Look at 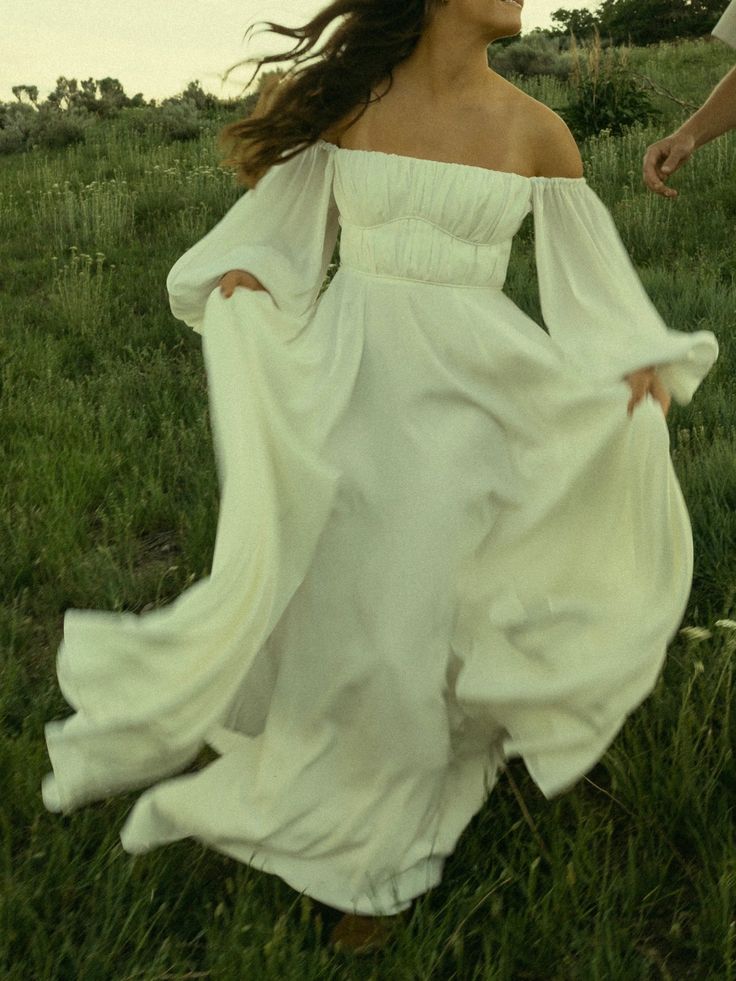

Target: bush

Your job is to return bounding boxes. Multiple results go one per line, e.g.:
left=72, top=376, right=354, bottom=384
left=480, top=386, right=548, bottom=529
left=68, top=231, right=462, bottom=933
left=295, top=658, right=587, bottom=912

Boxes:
left=561, top=32, right=661, bottom=140
left=121, top=106, right=164, bottom=137
left=32, top=107, right=91, bottom=150
left=0, top=103, right=36, bottom=155
left=156, top=101, right=204, bottom=144
left=0, top=121, right=27, bottom=155
left=490, top=31, right=572, bottom=79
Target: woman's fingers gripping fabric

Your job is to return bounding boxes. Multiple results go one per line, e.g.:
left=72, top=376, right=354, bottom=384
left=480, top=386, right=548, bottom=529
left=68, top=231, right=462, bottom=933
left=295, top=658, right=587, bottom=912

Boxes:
left=530, top=177, right=718, bottom=406
left=219, top=270, right=268, bottom=298
left=166, top=141, right=340, bottom=332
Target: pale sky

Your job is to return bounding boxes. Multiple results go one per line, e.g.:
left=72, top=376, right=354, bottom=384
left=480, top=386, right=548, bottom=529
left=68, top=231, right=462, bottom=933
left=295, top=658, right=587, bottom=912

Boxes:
left=2, top=0, right=598, bottom=106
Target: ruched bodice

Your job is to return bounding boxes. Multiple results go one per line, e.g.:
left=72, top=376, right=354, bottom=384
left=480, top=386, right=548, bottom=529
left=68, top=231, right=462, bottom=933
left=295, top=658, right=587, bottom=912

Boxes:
left=332, top=143, right=533, bottom=289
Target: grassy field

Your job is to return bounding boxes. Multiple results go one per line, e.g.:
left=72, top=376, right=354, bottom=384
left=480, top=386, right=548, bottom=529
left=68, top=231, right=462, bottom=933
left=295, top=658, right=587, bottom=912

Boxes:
left=2, top=36, right=735, bottom=981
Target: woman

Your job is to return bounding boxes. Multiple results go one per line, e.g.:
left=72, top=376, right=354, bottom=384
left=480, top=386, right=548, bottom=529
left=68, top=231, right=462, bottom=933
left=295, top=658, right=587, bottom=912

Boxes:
left=42, top=0, right=719, bottom=957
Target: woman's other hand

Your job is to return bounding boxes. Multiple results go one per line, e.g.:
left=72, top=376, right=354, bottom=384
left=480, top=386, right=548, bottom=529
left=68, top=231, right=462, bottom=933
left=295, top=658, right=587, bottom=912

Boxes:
left=642, top=131, right=696, bottom=198
left=219, top=270, right=269, bottom=298
left=623, top=366, right=671, bottom=418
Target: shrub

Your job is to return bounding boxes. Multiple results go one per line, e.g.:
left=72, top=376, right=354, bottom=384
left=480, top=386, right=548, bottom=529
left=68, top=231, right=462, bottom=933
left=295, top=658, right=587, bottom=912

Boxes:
left=490, top=31, right=572, bottom=79
left=0, top=104, right=36, bottom=155
left=32, top=107, right=91, bottom=150
left=561, top=32, right=661, bottom=140
left=122, top=106, right=164, bottom=138
left=156, top=101, right=204, bottom=144
left=0, top=122, right=27, bottom=155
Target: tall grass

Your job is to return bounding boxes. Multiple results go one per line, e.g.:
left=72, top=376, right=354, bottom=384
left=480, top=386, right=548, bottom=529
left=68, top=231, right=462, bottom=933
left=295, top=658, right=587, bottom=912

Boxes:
left=2, top=36, right=734, bottom=980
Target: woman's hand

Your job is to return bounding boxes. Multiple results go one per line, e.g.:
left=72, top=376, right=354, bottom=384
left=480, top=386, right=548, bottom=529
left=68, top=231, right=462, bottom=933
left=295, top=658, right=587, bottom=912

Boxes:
left=623, top=365, right=671, bottom=418
left=219, top=270, right=269, bottom=298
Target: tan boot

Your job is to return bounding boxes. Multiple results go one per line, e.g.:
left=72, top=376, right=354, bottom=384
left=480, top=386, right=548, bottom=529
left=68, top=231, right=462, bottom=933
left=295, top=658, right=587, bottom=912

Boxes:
left=329, top=911, right=404, bottom=955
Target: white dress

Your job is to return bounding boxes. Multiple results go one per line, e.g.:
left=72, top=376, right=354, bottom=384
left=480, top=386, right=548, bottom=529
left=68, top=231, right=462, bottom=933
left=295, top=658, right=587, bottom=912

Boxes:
left=42, top=140, right=719, bottom=916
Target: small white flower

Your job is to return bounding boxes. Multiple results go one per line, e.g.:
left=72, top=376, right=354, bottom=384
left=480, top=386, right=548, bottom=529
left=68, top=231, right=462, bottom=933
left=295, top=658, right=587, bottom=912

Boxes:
left=679, top=626, right=712, bottom=641
left=714, top=619, right=736, bottom=630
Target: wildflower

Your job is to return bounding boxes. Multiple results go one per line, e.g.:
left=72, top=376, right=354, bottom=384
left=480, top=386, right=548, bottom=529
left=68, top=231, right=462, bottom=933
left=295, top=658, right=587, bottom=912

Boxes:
left=678, top=626, right=712, bottom=641
left=714, top=619, right=736, bottom=630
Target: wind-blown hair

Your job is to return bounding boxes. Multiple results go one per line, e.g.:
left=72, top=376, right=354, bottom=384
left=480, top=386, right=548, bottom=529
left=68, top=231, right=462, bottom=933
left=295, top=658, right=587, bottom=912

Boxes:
left=216, top=0, right=445, bottom=187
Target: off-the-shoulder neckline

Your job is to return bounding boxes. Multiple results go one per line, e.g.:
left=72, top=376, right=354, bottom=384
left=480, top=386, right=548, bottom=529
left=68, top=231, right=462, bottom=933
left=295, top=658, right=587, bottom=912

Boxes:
left=316, top=139, right=587, bottom=184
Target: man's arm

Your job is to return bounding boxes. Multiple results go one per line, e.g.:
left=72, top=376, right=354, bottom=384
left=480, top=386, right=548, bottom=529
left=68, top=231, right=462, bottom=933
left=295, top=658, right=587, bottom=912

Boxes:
left=643, top=62, right=736, bottom=198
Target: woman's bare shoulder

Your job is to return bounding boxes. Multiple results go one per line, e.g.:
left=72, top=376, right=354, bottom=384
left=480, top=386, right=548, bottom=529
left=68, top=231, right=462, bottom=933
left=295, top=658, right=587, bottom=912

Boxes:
left=510, top=87, right=584, bottom=178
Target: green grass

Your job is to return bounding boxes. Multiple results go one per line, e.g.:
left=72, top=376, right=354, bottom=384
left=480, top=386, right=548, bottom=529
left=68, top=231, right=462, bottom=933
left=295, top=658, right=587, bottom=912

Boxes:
left=2, top=36, right=735, bottom=980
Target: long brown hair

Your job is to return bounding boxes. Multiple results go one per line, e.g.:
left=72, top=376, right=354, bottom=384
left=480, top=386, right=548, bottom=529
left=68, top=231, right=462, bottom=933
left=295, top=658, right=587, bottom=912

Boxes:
left=216, top=0, right=445, bottom=188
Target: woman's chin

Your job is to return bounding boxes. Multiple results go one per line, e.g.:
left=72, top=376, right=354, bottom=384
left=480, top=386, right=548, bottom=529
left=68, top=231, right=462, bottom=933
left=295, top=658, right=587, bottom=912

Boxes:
left=489, top=23, right=523, bottom=43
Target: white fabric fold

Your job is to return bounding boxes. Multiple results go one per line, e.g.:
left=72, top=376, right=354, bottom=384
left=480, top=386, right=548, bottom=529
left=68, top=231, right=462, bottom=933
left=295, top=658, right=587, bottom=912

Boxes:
left=531, top=178, right=719, bottom=406
left=166, top=142, right=339, bottom=332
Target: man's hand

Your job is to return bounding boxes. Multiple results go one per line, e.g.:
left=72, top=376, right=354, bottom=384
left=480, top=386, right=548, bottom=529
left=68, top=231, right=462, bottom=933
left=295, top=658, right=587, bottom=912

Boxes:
left=642, top=64, right=736, bottom=197
left=219, top=269, right=269, bottom=298
left=624, top=366, right=671, bottom=418
left=642, top=131, right=696, bottom=199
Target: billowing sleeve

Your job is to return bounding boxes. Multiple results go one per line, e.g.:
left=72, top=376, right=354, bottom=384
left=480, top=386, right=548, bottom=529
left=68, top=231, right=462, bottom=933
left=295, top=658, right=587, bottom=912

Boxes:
left=713, top=0, right=736, bottom=46
left=166, top=140, right=339, bottom=334
left=531, top=177, right=719, bottom=406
